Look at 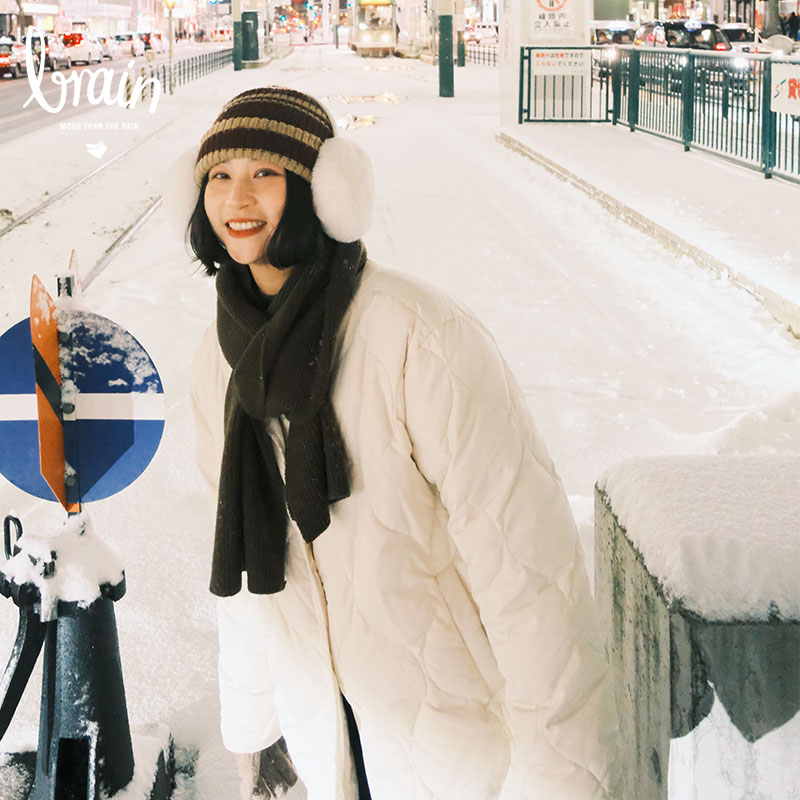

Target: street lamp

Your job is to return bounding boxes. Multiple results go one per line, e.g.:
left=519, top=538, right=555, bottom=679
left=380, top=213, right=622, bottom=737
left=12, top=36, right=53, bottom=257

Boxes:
left=165, top=0, right=174, bottom=93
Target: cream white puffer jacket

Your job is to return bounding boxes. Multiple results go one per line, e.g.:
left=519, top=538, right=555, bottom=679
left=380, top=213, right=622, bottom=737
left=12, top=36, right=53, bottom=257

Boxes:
left=191, top=263, right=620, bottom=800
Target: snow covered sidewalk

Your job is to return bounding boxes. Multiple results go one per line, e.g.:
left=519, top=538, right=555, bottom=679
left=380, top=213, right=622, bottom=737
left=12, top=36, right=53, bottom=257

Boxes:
left=499, top=120, right=800, bottom=336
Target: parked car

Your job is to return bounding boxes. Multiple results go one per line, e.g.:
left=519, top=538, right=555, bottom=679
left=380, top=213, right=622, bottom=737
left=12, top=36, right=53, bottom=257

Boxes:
left=139, top=31, right=166, bottom=53
left=465, top=22, right=497, bottom=44
left=114, top=32, right=145, bottom=57
left=719, top=22, right=771, bottom=53
left=634, top=19, right=732, bottom=51
left=0, top=38, right=39, bottom=78
left=634, top=20, right=738, bottom=95
left=61, top=31, right=103, bottom=64
left=23, top=32, right=71, bottom=70
left=97, top=35, right=120, bottom=59
left=591, top=19, right=637, bottom=45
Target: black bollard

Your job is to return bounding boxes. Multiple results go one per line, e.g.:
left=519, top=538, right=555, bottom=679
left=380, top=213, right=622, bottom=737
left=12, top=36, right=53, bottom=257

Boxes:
left=0, top=515, right=172, bottom=800
left=31, top=596, right=134, bottom=800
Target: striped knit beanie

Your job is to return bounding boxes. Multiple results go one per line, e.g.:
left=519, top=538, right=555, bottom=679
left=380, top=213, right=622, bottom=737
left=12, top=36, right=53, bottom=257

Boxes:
left=193, top=86, right=374, bottom=243
left=194, top=87, right=334, bottom=186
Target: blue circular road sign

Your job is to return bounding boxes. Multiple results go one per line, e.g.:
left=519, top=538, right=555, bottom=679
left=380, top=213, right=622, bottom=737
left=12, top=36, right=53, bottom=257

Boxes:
left=0, top=313, right=165, bottom=503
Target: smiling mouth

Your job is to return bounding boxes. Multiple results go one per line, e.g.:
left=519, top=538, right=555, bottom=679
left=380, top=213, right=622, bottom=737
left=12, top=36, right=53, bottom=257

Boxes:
left=225, top=220, right=268, bottom=239
left=226, top=220, right=267, bottom=231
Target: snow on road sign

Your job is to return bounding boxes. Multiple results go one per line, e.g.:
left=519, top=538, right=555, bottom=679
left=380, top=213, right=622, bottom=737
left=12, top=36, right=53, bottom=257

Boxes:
left=0, top=279, right=164, bottom=505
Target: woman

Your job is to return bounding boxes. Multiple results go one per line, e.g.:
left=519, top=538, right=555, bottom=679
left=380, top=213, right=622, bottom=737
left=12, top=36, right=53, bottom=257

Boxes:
left=182, top=86, right=620, bottom=799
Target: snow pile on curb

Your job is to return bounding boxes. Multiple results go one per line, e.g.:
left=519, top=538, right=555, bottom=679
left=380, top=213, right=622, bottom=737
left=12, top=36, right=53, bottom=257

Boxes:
left=597, top=454, right=800, bottom=621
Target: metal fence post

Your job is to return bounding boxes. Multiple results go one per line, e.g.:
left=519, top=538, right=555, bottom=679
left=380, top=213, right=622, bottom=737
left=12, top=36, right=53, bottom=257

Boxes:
left=628, top=48, right=640, bottom=131
left=721, top=69, right=730, bottom=121
left=681, top=52, right=694, bottom=151
left=760, top=59, right=776, bottom=178
left=611, top=54, right=622, bottom=125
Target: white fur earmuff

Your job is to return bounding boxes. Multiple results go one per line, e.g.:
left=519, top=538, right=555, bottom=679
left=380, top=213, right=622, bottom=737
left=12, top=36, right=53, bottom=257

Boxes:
left=311, top=136, right=375, bottom=244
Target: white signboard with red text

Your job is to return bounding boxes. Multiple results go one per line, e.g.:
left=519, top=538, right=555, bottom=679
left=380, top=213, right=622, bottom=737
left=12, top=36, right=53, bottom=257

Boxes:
left=528, top=47, right=591, bottom=75
left=500, top=0, right=591, bottom=124
left=529, top=0, right=581, bottom=42
left=770, top=64, right=800, bottom=116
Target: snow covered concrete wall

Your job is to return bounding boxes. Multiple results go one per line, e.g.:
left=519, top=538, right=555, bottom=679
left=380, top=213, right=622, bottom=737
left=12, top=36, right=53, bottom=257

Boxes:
left=595, top=456, right=800, bottom=800
left=595, top=489, right=671, bottom=799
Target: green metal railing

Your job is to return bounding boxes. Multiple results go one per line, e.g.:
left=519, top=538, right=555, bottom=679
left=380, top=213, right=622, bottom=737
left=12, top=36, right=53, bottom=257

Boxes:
left=465, top=43, right=497, bottom=66
left=140, top=47, right=233, bottom=97
left=519, top=45, right=800, bottom=182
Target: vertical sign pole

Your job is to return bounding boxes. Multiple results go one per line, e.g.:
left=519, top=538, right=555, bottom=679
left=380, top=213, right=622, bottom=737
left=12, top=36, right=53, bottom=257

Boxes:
left=56, top=276, right=82, bottom=515
left=500, top=0, right=523, bottom=125
left=438, top=0, right=454, bottom=96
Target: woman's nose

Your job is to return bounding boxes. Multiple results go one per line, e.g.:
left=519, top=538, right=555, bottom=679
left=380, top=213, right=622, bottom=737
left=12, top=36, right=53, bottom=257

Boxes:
left=225, top=177, right=254, bottom=207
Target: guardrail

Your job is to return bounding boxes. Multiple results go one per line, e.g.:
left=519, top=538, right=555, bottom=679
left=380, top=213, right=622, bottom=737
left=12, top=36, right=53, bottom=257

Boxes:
left=615, top=48, right=800, bottom=180
left=466, top=43, right=497, bottom=66
left=519, top=45, right=800, bottom=182
left=141, top=47, right=233, bottom=96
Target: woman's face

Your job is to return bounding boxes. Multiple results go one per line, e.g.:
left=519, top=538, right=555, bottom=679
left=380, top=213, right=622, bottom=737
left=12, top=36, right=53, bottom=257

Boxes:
left=204, top=158, right=288, bottom=268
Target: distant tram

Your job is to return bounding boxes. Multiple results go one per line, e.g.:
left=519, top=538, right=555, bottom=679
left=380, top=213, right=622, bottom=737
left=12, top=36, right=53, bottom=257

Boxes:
left=349, top=0, right=396, bottom=56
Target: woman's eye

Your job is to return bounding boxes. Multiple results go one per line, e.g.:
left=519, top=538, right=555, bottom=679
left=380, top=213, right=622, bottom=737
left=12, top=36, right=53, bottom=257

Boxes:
left=256, top=169, right=278, bottom=178
left=209, top=171, right=228, bottom=180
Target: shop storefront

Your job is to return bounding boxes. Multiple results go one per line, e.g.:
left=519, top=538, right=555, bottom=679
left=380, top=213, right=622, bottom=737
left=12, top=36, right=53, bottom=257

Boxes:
left=0, top=0, right=18, bottom=37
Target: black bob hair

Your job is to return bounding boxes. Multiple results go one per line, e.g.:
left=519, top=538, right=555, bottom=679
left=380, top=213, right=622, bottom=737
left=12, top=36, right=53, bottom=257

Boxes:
left=189, top=169, right=333, bottom=276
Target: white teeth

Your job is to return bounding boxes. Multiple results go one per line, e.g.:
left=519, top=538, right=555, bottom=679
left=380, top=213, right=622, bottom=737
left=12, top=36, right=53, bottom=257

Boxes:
left=227, top=221, right=266, bottom=231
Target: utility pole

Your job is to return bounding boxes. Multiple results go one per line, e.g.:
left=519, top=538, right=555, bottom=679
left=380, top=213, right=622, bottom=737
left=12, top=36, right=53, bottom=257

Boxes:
left=233, top=0, right=242, bottom=68
left=437, top=0, right=453, bottom=96
left=166, top=0, right=174, bottom=93
left=455, top=0, right=464, bottom=66
left=764, top=0, right=781, bottom=35
left=265, top=0, right=273, bottom=54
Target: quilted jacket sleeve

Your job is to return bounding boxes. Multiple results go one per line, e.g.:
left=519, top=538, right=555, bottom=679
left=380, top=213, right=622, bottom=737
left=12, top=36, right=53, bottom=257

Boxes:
left=216, top=591, right=282, bottom=753
left=191, top=326, right=281, bottom=754
left=402, top=312, right=620, bottom=800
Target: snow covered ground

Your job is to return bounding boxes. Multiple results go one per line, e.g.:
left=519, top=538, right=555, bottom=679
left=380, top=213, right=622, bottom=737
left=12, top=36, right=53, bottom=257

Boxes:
left=0, top=43, right=798, bottom=798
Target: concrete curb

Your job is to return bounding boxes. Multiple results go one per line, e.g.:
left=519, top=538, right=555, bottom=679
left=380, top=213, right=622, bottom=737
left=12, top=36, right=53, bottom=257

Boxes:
left=497, top=131, right=800, bottom=339
left=242, top=44, right=293, bottom=68
left=242, top=58, right=273, bottom=69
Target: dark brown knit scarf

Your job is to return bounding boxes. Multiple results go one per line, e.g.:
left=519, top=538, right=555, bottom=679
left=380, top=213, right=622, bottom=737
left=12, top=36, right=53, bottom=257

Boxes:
left=210, top=240, right=367, bottom=597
